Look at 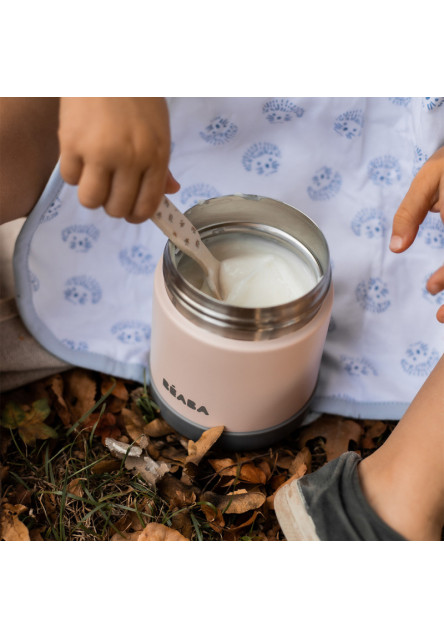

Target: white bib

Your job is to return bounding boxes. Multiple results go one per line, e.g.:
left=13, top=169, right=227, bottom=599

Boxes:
left=14, top=97, right=444, bottom=419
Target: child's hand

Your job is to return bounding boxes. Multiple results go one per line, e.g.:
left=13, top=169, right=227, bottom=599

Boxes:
left=58, top=97, right=180, bottom=224
left=390, top=146, right=444, bottom=322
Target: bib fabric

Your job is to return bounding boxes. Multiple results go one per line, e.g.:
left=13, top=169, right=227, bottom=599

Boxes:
left=14, top=97, right=444, bottom=420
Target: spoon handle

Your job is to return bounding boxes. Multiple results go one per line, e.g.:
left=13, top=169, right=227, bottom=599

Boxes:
left=153, top=196, right=219, bottom=278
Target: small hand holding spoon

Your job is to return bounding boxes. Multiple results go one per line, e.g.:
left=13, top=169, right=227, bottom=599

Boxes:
left=152, top=196, right=223, bottom=300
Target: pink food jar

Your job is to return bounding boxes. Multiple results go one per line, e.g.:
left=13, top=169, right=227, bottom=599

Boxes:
left=149, top=195, right=333, bottom=449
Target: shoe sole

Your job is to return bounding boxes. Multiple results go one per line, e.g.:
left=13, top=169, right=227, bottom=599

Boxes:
left=274, top=478, right=320, bottom=541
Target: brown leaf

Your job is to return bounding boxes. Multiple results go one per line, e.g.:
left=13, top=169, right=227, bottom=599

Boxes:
left=270, top=473, right=288, bottom=492
left=257, top=459, right=273, bottom=481
left=64, top=369, right=97, bottom=423
left=121, top=407, right=146, bottom=442
left=67, top=478, right=84, bottom=498
left=363, top=420, right=388, bottom=437
left=298, top=415, right=363, bottom=461
left=201, top=490, right=266, bottom=515
left=226, top=510, right=259, bottom=534
left=267, top=458, right=310, bottom=511
left=200, top=501, right=226, bottom=529
left=209, top=457, right=237, bottom=476
left=208, top=458, right=267, bottom=484
left=0, top=503, right=30, bottom=541
left=101, top=376, right=129, bottom=402
left=111, top=531, right=140, bottom=541
left=288, top=447, right=312, bottom=476
left=186, top=425, right=225, bottom=465
left=84, top=412, right=121, bottom=444
left=275, top=452, right=297, bottom=470
left=144, top=417, right=174, bottom=438
left=158, top=476, right=198, bottom=508
left=159, top=445, right=188, bottom=465
left=137, top=523, right=189, bottom=541
left=47, top=374, right=71, bottom=426
left=29, top=528, right=44, bottom=541
left=91, top=459, right=121, bottom=475
left=0, top=465, right=9, bottom=483
left=1, top=399, right=57, bottom=446
left=171, top=510, right=194, bottom=539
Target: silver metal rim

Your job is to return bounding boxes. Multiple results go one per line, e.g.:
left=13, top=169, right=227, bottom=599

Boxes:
left=163, top=194, right=331, bottom=341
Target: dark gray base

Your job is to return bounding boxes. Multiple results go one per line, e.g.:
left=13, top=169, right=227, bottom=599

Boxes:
left=149, top=374, right=315, bottom=451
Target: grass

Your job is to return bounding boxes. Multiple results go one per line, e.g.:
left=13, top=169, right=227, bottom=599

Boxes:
left=0, top=368, right=403, bottom=542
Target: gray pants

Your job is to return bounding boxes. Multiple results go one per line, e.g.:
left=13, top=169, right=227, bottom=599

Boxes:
left=0, top=219, right=70, bottom=392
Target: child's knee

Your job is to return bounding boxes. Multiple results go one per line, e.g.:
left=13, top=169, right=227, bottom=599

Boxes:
left=0, top=98, right=60, bottom=224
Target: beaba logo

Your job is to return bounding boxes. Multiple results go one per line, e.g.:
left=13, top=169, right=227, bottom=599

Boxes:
left=163, top=379, right=209, bottom=415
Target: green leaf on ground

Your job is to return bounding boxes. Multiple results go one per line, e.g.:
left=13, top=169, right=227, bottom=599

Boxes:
left=1, top=399, right=57, bottom=446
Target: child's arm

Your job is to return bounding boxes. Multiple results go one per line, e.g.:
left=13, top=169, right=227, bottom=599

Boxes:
left=58, top=97, right=179, bottom=224
left=390, top=146, right=444, bottom=323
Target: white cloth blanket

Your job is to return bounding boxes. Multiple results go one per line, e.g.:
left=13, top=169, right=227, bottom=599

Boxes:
left=13, top=97, right=444, bottom=419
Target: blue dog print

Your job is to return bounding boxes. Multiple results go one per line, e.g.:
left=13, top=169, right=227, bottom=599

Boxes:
left=307, top=166, right=342, bottom=201
left=401, top=342, right=440, bottom=376
left=61, top=339, right=89, bottom=351
left=64, top=276, right=102, bottom=305
left=355, top=278, right=391, bottom=313
left=413, top=146, right=428, bottom=177
left=422, top=97, right=444, bottom=111
left=388, top=97, right=411, bottom=107
left=199, top=116, right=238, bottom=145
left=417, top=215, right=444, bottom=249
left=262, top=99, right=304, bottom=123
left=340, top=355, right=378, bottom=376
left=333, top=110, right=364, bottom=139
left=351, top=209, right=387, bottom=239
left=180, top=184, right=221, bottom=207
left=242, top=142, right=281, bottom=176
left=119, top=245, right=156, bottom=275
left=61, top=224, right=99, bottom=252
left=40, top=195, right=62, bottom=223
left=111, top=320, right=151, bottom=344
left=368, top=156, right=402, bottom=186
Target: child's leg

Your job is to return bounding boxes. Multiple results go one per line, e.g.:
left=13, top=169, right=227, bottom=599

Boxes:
left=358, top=355, right=444, bottom=541
left=275, top=355, right=444, bottom=540
left=0, top=98, right=70, bottom=391
left=0, top=97, right=59, bottom=224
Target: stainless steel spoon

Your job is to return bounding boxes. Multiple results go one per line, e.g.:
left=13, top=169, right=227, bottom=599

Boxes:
left=152, top=196, right=223, bottom=299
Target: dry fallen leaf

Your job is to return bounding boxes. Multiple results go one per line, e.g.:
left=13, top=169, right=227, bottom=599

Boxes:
left=111, top=531, right=140, bottom=541
left=298, top=415, right=363, bottom=461
left=101, top=376, right=129, bottom=413
left=201, top=490, right=266, bottom=515
left=0, top=502, right=30, bottom=541
left=144, top=417, right=174, bottom=438
left=121, top=407, right=146, bottom=442
left=46, top=374, right=71, bottom=426
left=209, top=458, right=267, bottom=484
left=64, top=369, right=97, bottom=423
left=137, top=523, right=189, bottom=541
left=85, top=412, right=121, bottom=444
left=1, top=399, right=58, bottom=446
left=66, top=478, right=84, bottom=498
left=288, top=447, right=312, bottom=476
left=158, top=475, right=198, bottom=508
left=171, top=510, right=194, bottom=539
left=91, top=459, right=121, bottom=475
left=186, top=426, right=225, bottom=466
left=225, top=510, right=259, bottom=534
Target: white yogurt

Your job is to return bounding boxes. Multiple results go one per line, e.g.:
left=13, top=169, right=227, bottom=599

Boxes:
left=179, top=234, right=319, bottom=308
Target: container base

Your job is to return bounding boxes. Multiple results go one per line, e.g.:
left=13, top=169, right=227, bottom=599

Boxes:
left=149, top=372, right=316, bottom=451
